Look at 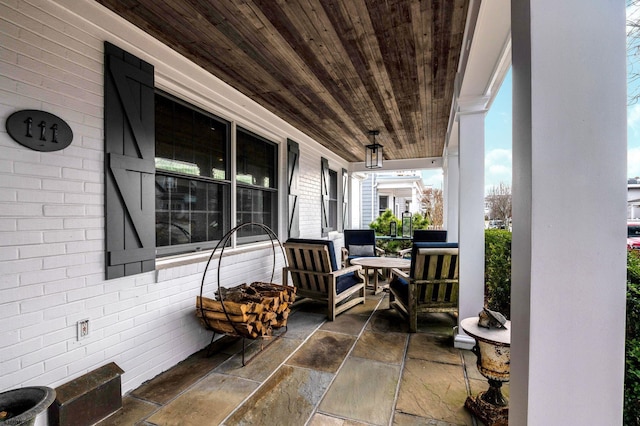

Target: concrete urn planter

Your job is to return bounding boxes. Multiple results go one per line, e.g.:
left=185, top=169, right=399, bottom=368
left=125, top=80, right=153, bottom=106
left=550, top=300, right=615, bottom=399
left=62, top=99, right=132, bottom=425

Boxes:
left=0, top=387, right=56, bottom=426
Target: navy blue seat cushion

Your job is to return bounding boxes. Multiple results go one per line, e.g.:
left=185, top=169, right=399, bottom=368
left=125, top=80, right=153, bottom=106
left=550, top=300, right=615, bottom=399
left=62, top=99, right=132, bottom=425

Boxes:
left=336, top=271, right=362, bottom=294
left=286, top=238, right=362, bottom=294
left=389, top=274, right=409, bottom=303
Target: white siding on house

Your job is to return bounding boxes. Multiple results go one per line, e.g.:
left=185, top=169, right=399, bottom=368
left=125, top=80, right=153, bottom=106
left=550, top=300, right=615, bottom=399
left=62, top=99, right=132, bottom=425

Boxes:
left=0, top=0, right=348, bottom=396
left=360, top=174, right=374, bottom=226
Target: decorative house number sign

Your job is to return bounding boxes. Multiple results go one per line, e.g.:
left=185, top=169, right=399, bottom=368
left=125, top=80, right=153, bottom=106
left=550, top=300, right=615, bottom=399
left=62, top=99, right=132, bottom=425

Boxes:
left=6, top=109, right=73, bottom=152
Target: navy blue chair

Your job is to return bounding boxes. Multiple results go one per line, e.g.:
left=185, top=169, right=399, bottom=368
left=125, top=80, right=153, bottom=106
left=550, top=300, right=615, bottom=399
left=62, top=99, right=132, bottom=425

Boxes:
left=341, top=229, right=384, bottom=267
left=283, top=238, right=365, bottom=320
left=398, top=229, right=448, bottom=258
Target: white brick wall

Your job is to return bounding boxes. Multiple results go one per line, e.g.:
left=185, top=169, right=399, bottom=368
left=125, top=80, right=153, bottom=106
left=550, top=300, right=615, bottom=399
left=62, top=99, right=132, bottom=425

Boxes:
left=0, top=0, right=349, bottom=399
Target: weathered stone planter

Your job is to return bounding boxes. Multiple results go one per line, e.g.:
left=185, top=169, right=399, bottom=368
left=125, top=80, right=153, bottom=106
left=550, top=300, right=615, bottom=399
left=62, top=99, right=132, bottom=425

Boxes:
left=0, top=386, right=56, bottom=426
left=461, top=316, right=511, bottom=426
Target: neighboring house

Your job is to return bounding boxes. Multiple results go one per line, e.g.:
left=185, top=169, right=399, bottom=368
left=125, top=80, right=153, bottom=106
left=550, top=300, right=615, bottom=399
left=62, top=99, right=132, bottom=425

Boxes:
left=360, top=171, right=425, bottom=227
left=630, top=178, right=640, bottom=219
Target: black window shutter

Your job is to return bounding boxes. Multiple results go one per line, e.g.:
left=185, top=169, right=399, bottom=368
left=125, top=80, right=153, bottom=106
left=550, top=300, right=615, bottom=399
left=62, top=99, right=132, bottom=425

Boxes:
left=341, top=168, right=348, bottom=231
left=320, top=157, right=330, bottom=236
left=104, top=42, right=155, bottom=279
left=287, top=139, right=300, bottom=238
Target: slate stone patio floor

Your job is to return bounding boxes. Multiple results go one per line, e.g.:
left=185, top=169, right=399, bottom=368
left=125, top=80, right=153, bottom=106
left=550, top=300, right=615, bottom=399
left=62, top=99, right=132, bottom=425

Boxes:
left=98, top=290, right=502, bottom=425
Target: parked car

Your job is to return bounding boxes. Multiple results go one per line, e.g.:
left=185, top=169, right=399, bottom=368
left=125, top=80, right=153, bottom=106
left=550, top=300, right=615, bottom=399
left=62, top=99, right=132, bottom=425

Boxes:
left=629, top=221, right=640, bottom=250
left=488, top=219, right=506, bottom=229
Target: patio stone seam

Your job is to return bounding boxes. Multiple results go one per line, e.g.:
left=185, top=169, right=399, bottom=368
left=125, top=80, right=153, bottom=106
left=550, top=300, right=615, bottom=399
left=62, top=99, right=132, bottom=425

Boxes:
left=459, top=350, right=480, bottom=426
left=389, top=329, right=411, bottom=426
left=405, top=356, right=464, bottom=367
left=218, top=318, right=328, bottom=425
left=124, top=394, right=162, bottom=408
left=305, top=294, right=386, bottom=424
left=101, top=394, right=163, bottom=425
left=312, top=410, right=380, bottom=426
left=393, top=408, right=466, bottom=425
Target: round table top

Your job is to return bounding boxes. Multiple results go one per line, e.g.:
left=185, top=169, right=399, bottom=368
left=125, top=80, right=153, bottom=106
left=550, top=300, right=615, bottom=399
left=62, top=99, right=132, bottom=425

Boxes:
left=460, top=317, right=511, bottom=345
left=350, top=257, right=410, bottom=269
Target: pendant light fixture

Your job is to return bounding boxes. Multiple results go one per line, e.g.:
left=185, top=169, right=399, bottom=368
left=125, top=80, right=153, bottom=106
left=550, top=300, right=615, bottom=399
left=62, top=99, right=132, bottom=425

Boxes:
left=365, top=130, right=383, bottom=169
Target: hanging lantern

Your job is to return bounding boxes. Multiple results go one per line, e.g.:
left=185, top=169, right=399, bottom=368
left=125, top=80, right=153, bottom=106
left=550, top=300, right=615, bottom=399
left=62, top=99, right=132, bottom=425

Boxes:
left=365, top=130, right=383, bottom=169
left=402, top=211, right=412, bottom=237
left=389, top=220, right=397, bottom=237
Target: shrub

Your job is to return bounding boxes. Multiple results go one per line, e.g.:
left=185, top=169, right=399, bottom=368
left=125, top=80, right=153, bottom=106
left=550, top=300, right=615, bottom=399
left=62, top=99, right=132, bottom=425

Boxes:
left=626, top=250, right=640, bottom=425
left=368, top=210, right=430, bottom=254
left=484, top=229, right=512, bottom=319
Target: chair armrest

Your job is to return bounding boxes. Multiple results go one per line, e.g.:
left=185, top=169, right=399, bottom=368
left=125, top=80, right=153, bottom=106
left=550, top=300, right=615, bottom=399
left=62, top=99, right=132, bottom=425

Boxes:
left=284, top=265, right=362, bottom=278
left=375, top=246, right=385, bottom=256
left=398, top=248, right=411, bottom=257
left=334, top=264, right=362, bottom=277
left=389, top=267, right=409, bottom=280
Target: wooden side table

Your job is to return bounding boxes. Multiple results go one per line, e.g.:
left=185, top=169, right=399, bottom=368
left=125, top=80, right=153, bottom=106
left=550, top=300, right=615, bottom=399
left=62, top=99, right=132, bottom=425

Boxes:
left=349, top=257, right=410, bottom=294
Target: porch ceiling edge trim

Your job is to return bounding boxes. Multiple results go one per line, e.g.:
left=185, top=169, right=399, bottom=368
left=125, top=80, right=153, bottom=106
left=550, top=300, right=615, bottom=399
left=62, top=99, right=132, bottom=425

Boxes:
left=349, top=157, right=443, bottom=173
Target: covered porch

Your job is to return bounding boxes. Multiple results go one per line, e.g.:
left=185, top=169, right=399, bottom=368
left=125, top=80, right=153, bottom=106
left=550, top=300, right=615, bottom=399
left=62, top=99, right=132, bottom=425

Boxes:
left=0, top=0, right=627, bottom=424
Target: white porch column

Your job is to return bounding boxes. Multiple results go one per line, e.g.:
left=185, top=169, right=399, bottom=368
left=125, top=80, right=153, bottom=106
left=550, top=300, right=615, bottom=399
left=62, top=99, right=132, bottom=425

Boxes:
left=510, top=0, right=627, bottom=424
left=443, top=151, right=459, bottom=242
left=454, top=110, right=486, bottom=349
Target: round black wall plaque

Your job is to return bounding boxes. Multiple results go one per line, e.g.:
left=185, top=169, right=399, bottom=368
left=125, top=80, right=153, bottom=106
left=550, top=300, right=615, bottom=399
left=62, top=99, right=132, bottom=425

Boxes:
left=6, top=109, right=73, bottom=152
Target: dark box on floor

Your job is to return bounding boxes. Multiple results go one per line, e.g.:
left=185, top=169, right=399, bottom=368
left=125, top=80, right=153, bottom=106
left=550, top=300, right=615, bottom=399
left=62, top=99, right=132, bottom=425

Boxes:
left=48, top=362, right=124, bottom=426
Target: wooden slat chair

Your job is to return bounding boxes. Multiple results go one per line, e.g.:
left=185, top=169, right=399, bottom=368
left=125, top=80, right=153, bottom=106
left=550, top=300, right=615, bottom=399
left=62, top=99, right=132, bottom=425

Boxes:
left=389, top=242, right=459, bottom=332
left=283, top=238, right=366, bottom=321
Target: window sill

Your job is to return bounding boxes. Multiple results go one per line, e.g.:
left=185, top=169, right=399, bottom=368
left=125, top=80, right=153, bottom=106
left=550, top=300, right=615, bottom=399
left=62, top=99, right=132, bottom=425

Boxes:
left=155, top=240, right=282, bottom=282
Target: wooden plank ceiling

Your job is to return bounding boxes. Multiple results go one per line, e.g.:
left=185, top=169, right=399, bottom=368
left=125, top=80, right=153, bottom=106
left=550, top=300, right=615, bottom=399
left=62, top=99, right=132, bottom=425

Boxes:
left=96, top=0, right=469, bottom=163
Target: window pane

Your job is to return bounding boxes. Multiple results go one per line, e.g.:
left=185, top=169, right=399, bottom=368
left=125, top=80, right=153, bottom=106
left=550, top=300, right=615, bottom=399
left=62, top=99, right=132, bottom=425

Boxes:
left=329, top=169, right=338, bottom=200
left=236, top=188, right=277, bottom=242
left=171, top=103, right=196, bottom=174
left=236, top=129, right=276, bottom=188
left=193, top=112, right=227, bottom=179
left=155, top=174, right=229, bottom=249
left=379, top=196, right=388, bottom=210
left=155, top=93, right=228, bottom=179
left=207, top=183, right=226, bottom=241
left=155, top=175, right=191, bottom=246
left=329, top=199, right=337, bottom=229
left=156, top=96, right=174, bottom=167
left=327, top=169, right=338, bottom=231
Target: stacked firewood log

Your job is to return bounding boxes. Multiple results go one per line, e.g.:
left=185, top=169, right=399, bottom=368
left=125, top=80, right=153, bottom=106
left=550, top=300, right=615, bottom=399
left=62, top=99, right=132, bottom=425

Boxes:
left=196, top=282, right=296, bottom=339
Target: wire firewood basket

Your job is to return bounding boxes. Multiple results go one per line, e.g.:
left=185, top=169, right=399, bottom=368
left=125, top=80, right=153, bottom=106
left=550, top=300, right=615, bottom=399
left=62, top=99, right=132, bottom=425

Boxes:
left=196, top=223, right=295, bottom=364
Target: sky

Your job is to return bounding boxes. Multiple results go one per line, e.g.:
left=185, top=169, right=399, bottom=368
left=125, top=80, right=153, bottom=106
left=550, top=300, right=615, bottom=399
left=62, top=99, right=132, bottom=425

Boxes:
left=422, top=5, right=640, bottom=193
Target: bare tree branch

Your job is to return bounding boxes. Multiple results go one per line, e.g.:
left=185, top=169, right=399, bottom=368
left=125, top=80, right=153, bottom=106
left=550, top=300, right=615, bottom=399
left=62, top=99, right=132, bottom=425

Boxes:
left=486, top=182, right=512, bottom=224
left=420, top=187, right=444, bottom=228
left=628, top=0, right=640, bottom=104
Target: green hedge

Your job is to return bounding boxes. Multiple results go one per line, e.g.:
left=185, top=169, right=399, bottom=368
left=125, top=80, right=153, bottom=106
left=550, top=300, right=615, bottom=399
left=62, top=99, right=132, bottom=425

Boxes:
left=626, top=249, right=640, bottom=425
left=484, top=229, right=512, bottom=318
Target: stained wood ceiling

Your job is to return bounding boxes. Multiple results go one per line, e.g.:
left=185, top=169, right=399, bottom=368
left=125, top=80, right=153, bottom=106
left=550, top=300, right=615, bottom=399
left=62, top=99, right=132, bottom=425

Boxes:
left=96, top=0, right=469, bottom=163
